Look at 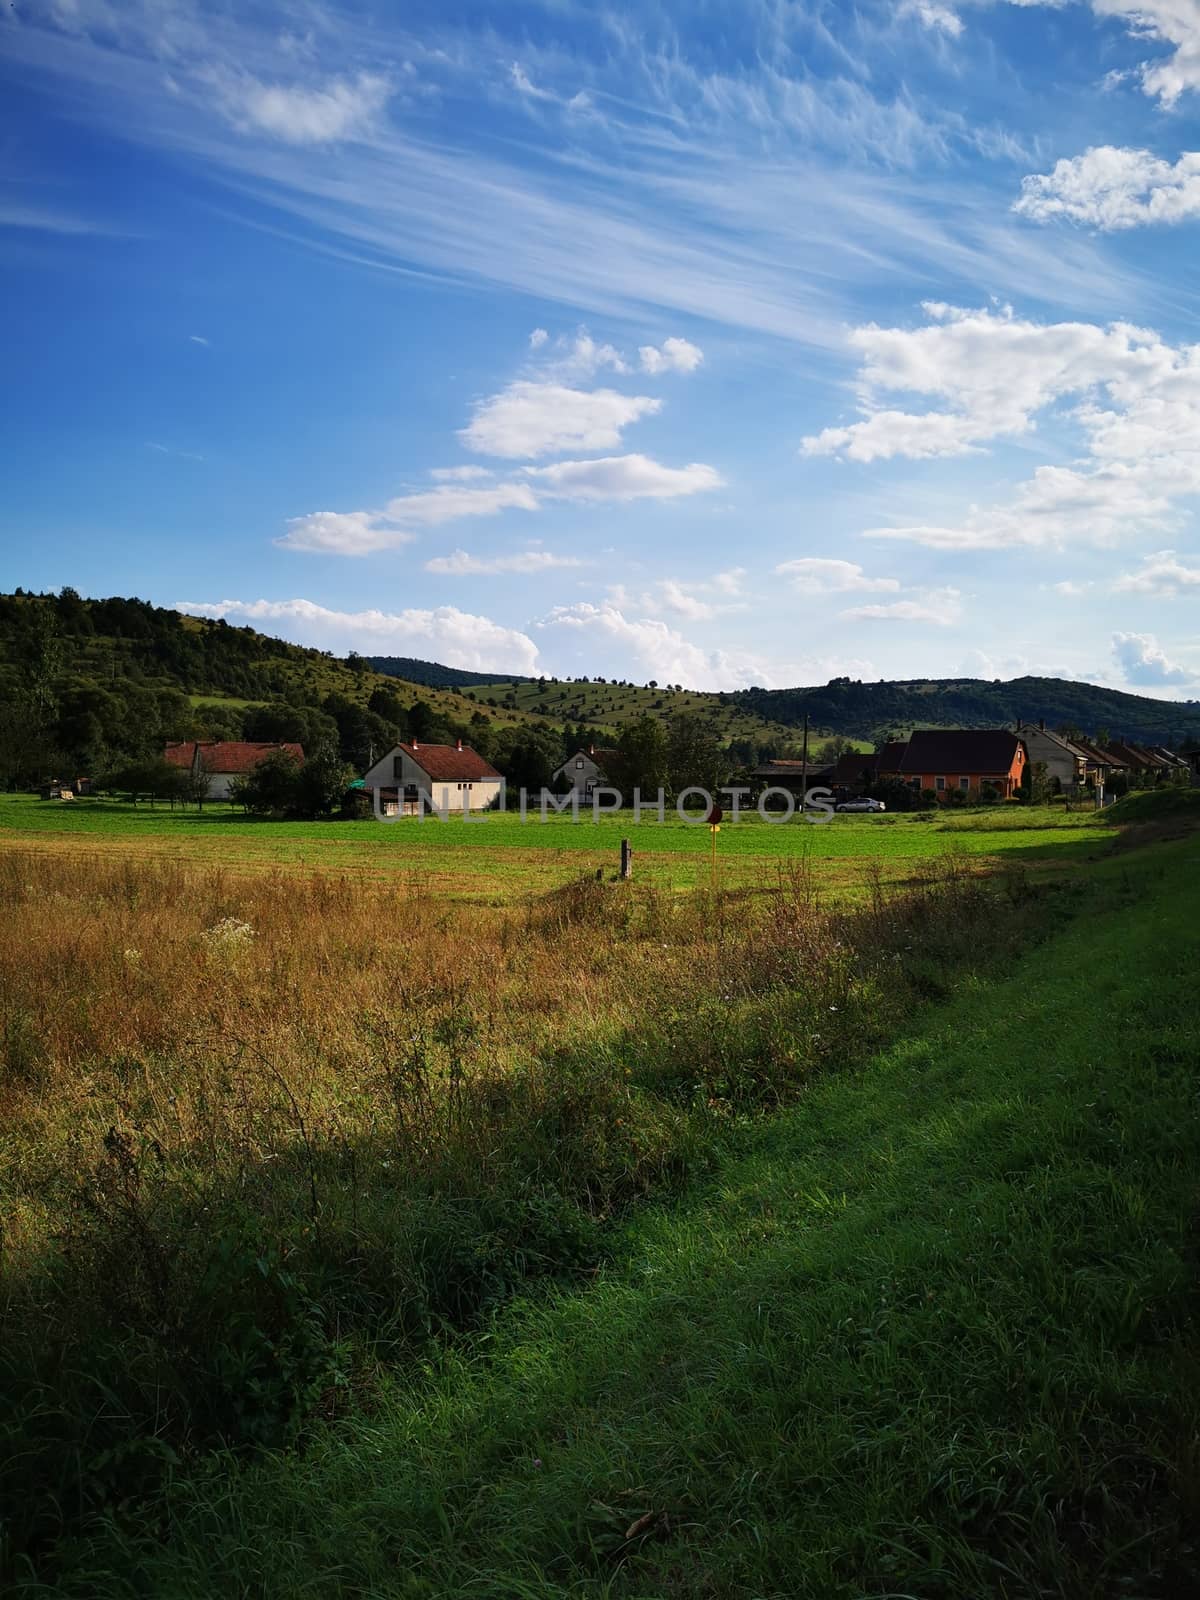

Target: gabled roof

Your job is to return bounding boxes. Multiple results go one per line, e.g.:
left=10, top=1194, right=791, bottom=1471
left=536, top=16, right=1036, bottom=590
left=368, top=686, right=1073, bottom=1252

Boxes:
left=828, top=751, right=879, bottom=784
left=874, top=741, right=910, bottom=773
left=897, top=729, right=1023, bottom=775
left=401, top=742, right=502, bottom=782
left=1015, top=723, right=1089, bottom=758
left=164, top=741, right=304, bottom=773
left=1072, top=740, right=1126, bottom=769
left=557, top=747, right=620, bottom=772
left=1101, top=741, right=1167, bottom=770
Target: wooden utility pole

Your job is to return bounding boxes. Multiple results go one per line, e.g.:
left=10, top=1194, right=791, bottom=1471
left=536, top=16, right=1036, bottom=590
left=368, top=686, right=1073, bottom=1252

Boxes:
left=800, top=712, right=809, bottom=814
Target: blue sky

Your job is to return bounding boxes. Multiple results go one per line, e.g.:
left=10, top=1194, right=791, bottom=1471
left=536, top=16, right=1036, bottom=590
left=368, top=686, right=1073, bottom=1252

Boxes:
left=3, top=0, right=1200, bottom=695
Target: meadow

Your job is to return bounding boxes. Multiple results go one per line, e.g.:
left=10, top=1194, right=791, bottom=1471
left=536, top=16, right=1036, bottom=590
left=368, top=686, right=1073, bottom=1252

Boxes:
left=1, top=790, right=1197, bottom=1594
left=0, top=793, right=1109, bottom=899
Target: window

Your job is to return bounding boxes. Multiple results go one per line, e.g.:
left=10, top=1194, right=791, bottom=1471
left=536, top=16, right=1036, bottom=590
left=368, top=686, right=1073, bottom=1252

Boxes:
left=958, top=776, right=969, bottom=790
left=935, top=776, right=946, bottom=792
left=576, top=758, right=584, bottom=769
left=392, top=756, right=403, bottom=780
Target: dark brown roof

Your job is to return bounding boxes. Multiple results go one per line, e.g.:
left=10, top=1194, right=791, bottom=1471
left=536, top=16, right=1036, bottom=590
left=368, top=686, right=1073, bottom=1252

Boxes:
left=1071, top=739, right=1125, bottom=769
left=898, top=729, right=1023, bottom=775
left=828, top=751, right=879, bottom=784
left=402, top=742, right=502, bottom=782
left=164, top=741, right=304, bottom=774
left=875, top=741, right=910, bottom=773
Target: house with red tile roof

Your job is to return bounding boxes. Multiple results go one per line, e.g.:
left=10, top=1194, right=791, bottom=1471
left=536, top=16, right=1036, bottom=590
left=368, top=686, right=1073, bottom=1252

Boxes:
left=165, top=740, right=304, bottom=800
left=361, top=739, right=503, bottom=815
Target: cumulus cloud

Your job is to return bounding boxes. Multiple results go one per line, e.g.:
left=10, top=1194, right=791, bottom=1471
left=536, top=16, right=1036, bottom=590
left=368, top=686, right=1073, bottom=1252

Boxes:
left=175, top=597, right=541, bottom=674
left=839, top=587, right=963, bottom=626
left=1015, top=146, right=1200, bottom=230
left=1090, top=0, right=1200, bottom=105
left=429, top=465, right=493, bottom=482
left=528, top=328, right=549, bottom=349
left=275, top=511, right=412, bottom=556
left=524, top=453, right=722, bottom=501
left=774, top=558, right=901, bottom=593
left=541, top=602, right=778, bottom=689
left=424, top=548, right=585, bottom=575
left=1113, top=549, right=1200, bottom=595
left=276, top=482, right=539, bottom=554
left=806, top=303, right=1200, bottom=550
left=206, top=68, right=391, bottom=144
left=460, top=382, right=661, bottom=458
left=638, top=337, right=704, bottom=375
left=1111, top=630, right=1190, bottom=684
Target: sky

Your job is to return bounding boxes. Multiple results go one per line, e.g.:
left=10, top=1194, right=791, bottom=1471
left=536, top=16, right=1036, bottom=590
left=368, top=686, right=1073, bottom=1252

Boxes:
left=2, top=0, right=1200, bottom=696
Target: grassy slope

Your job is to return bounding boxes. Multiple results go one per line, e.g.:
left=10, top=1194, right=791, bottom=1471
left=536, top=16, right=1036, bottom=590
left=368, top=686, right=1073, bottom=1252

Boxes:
left=462, top=677, right=831, bottom=748
left=0, top=795, right=1109, bottom=899
left=52, top=831, right=1200, bottom=1599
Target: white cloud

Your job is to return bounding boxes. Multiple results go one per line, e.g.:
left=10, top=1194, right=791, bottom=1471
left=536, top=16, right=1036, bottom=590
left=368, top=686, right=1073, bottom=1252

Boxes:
left=638, top=337, right=704, bottom=375
left=424, top=548, right=585, bottom=575
left=1015, top=146, right=1200, bottom=230
left=274, top=511, right=410, bottom=556
left=206, top=69, right=391, bottom=144
left=774, top=558, right=901, bottom=593
left=840, top=588, right=963, bottom=625
left=808, top=304, right=1200, bottom=550
left=524, top=453, right=722, bottom=501
left=1090, top=0, right=1200, bottom=105
left=1113, top=549, right=1200, bottom=595
left=175, top=597, right=540, bottom=674
left=429, top=465, right=494, bottom=482
left=460, top=382, right=661, bottom=458
left=1053, top=579, right=1091, bottom=596
left=904, top=1, right=965, bottom=37
left=528, top=328, right=549, bottom=349
left=551, top=332, right=629, bottom=377
left=189, top=334, right=209, bottom=346
left=383, top=482, right=539, bottom=523
left=1111, top=630, right=1190, bottom=684
left=541, top=602, right=773, bottom=689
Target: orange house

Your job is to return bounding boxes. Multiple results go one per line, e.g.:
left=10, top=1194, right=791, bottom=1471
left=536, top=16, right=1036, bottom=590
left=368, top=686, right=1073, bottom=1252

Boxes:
left=881, top=730, right=1028, bottom=799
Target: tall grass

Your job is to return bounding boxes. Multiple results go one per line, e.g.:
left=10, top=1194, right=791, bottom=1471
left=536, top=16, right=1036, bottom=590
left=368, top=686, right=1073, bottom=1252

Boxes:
left=1, top=847, right=1056, bottom=1580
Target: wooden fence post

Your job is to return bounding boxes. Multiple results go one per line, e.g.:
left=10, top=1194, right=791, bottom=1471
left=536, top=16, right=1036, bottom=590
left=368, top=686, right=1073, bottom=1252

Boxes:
left=620, top=838, right=633, bottom=880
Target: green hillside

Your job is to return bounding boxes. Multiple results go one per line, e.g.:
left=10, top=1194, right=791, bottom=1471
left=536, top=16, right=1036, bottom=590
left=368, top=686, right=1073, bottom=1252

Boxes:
left=736, top=674, right=1200, bottom=746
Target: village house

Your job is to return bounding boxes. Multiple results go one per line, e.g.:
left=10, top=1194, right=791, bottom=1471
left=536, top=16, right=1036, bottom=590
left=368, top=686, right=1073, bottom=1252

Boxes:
left=164, top=740, right=304, bottom=800
left=1013, top=722, right=1091, bottom=793
left=882, top=729, right=1028, bottom=799
left=361, top=739, right=503, bottom=814
left=552, top=744, right=620, bottom=800
left=750, top=756, right=835, bottom=796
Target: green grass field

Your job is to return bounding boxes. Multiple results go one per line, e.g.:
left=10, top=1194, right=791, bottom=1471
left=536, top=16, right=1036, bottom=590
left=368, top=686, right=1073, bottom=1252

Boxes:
left=0, top=794, right=1112, bottom=900
left=26, top=817, right=1200, bottom=1598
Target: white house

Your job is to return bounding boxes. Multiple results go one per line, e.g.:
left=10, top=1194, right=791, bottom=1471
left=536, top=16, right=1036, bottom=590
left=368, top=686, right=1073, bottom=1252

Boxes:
left=164, top=741, right=304, bottom=801
left=361, top=739, right=503, bottom=814
left=551, top=745, right=620, bottom=800
left=1013, top=722, right=1090, bottom=793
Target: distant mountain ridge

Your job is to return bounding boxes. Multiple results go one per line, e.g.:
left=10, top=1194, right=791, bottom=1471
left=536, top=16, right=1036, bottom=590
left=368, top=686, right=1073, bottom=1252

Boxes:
left=734, top=675, right=1200, bottom=746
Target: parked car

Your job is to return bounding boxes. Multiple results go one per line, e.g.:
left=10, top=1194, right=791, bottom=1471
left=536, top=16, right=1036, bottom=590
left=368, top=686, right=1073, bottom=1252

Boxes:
left=836, top=797, right=886, bottom=813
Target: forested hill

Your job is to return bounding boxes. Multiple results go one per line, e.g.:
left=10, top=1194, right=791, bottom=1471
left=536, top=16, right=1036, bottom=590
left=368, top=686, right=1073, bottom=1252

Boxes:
left=365, top=656, right=528, bottom=690
left=733, top=676, right=1200, bottom=747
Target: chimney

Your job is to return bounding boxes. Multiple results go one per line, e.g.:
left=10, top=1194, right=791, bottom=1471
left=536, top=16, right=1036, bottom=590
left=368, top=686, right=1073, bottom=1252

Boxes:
left=456, top=737, right=463, bottom=751
left=1039, top=718, right=1045, bottom=733
left=411, top=739, right=419, bottom=751
left=588, top=743, right=595, bottom=756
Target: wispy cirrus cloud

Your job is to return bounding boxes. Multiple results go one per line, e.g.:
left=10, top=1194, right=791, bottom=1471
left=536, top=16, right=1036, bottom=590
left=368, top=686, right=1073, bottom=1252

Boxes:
left=424, top=547, right=585, bottom=575
left=840, top=587, right=963, bottom=625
